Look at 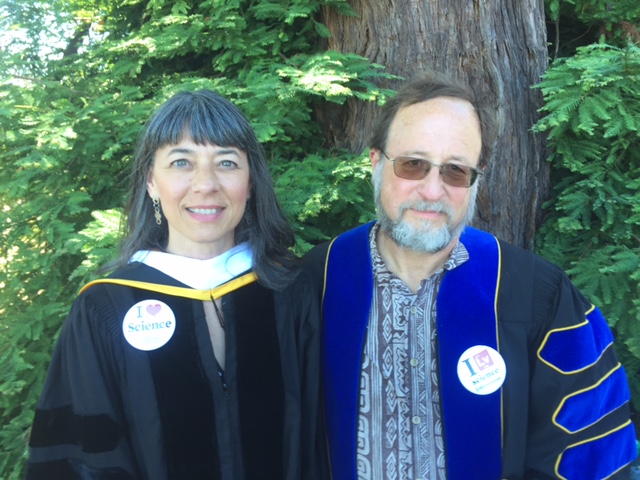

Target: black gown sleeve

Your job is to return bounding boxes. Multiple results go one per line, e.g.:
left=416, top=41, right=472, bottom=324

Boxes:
left=275, top=267, right=330, bottom=480
left=499, top=242, right=636, bottom=479
left=26, top=285, right=140, bottom=480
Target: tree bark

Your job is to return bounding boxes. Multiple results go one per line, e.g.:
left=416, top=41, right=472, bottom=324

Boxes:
left=317, top=0, right=549, bottom=249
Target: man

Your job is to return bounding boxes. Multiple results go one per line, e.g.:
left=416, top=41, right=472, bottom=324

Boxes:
left=304, top=72, right=637, bottom=480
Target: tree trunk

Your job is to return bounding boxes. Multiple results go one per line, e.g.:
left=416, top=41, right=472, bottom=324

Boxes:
left=317, top=0, right=549, bottom=249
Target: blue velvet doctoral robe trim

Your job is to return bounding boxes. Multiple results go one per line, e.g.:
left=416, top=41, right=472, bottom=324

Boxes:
left=322, top=223, right=503, bottom=480
left=538, top=306, right=613, bottom=373
left=557, top=420, right=637, bottom=480
left=437, top=226, right=503, bottom=479
left=554, top=364, right=631, bottom=434
left=322, top=223, right=374, bottom=480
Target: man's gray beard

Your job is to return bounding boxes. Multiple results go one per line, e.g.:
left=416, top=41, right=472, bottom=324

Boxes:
left=373, top=162, right=479, bottom=254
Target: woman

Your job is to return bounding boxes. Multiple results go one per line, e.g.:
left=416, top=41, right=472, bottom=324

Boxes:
left=25, top=90, right=326, bottom=480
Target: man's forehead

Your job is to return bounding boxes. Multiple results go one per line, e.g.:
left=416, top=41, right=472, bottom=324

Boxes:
left=395, top=96, right=477, bottom=120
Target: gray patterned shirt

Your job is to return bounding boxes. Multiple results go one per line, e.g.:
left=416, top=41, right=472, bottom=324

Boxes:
left=357, top=223, right=469, bottom=480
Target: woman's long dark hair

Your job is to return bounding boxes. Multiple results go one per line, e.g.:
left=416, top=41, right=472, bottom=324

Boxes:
left=118, top=89, right=298, bottom=290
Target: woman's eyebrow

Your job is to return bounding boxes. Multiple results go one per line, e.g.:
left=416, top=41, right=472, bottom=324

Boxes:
left=166, top=147, right=241, bottom=156
left=215, top=148, right=241, bottom=157
left=167, top=147, right=194, bottom=155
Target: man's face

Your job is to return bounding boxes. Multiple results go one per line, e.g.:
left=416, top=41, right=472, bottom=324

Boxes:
left=371, top=96, right=483, bottom=253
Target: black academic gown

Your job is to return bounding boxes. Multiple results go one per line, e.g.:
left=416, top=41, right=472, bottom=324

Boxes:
left=26, top=262, right=326, bottom=480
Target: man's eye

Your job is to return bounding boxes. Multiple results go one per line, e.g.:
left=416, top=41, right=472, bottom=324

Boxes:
left=402, top=158, right=424, bottom=168
left=445, top=164, right=467, bottom=174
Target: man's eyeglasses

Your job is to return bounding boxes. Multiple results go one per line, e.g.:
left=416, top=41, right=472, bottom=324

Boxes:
left=381, top=151, right=483, bottom=188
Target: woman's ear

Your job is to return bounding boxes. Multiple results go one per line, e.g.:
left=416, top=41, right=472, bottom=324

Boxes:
left=146, top=169, right=158, bottom=199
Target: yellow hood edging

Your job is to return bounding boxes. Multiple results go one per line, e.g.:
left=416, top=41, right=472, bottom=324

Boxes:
left=79, top=272, right=258, bottom=301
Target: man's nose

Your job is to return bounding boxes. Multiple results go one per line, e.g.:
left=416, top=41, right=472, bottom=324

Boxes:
left=416, top=164, right=446, bottom=200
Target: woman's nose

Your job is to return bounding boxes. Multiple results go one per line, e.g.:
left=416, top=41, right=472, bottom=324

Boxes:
left=191, top=164, right=220, bottom=193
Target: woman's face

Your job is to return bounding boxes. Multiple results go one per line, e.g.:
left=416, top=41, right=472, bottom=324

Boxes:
left=147, top=134, right=251, bottom=259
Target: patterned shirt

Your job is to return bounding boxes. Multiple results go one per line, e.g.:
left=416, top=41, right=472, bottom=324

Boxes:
left=357, top=223, right=469, bottom=480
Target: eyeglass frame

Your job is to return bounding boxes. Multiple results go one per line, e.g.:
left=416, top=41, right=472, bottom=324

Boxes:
left=379, top=150, right=484, bottom=188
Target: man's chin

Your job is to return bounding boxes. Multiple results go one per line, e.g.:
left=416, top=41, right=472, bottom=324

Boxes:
left=388, top=222, right=453, bottom=254
left=404, top=218, right=447, bottom=233
left=405, top=210, right=448, bottom=225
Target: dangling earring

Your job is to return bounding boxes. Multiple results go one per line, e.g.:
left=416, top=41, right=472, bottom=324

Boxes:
left=153, top=197, right=162, bottom=225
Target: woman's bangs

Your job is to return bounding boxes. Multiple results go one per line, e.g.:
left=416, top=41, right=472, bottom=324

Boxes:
left=187, top=107, right=247, bottom=150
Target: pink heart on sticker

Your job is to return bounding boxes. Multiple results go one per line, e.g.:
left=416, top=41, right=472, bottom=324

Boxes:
left=146, top=304, right=162, bottom=316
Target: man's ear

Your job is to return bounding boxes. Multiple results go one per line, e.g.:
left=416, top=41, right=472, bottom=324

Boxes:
left=370, top=148, right=382, bottom=171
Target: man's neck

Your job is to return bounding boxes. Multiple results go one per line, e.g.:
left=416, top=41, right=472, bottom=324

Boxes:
left=376, top=227, right=457, bottom=294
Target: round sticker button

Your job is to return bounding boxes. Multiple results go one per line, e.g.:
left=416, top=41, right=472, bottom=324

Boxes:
left=457, top=345, right=506, bottom=395
left=122, top=300, right=176, bottom=351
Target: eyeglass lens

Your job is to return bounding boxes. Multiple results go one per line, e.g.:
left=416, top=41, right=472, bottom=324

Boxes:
left=393, top=157, right=477, bottom=187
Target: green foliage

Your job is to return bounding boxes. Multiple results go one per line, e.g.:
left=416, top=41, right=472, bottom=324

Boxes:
left=545, top=0, right=640, bottom=58
left=534, top=43, right=640, bottom=411
left=272, top=151, right=375, bottom=252
left=546, top=0, right=640, bottom=25
left=0, top=0, right=391, bottom=476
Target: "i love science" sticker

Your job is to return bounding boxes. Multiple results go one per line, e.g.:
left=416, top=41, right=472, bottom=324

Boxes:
left=456, top=345, right=507, bottom=395
left=122, top=300, right=176, bottom=351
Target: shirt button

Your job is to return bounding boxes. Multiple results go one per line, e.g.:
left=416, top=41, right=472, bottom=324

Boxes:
left=412, top=416, right=420, bottom=425
left=410, top=358, right=419, bottom=367
left=411, top=307, right=417, bottom=315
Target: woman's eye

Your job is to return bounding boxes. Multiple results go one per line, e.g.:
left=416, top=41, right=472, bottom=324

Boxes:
left=219, top=159, right=238, bottom=169
left=171, top=159, right=190, bottom=168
